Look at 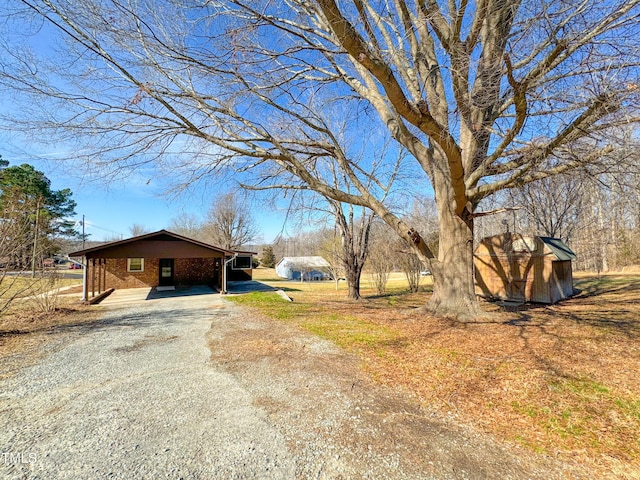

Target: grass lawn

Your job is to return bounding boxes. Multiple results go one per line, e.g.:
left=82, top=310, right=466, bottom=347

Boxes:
left=0, top=273, right=84, bottom=329
left=230, top=267, right=640, bottom=478
left=1, top=274, right=80, bottom=298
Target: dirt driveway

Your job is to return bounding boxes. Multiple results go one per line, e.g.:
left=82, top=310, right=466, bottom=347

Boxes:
left=0, top=287, right=580, bottom=479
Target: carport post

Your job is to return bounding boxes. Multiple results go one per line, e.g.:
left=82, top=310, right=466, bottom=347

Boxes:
left=81, top=256, right=87, bottom=302
left=222, top=253, right=237, bottom=294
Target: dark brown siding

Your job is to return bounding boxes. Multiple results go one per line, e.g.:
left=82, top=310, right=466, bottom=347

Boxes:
left=85, top=240, right=225, bottom=260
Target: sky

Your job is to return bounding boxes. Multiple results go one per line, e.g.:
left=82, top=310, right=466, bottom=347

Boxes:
left=0, top=8, right=294, bottom=245
left=1, top=145, right=289, bottom=244
left=0, top=2, right=416, bottom=248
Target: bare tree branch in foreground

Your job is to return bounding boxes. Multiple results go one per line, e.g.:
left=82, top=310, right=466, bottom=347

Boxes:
left=1, top=0, right=639, bottom=317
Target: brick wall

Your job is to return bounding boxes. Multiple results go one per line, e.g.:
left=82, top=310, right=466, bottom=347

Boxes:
left=101, top=258, right=159, bottom=289
left=87, top=257, right=220, bottom=291
left=174, top=258, right=216, bottom=285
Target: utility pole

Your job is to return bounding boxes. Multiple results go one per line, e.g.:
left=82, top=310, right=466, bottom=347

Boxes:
left=31, top=198, right=40, bottom=278
left=82, top=215, right=85, bottom=250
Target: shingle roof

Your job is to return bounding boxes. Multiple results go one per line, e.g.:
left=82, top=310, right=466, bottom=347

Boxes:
left=69, top=229, right=254, bottom=257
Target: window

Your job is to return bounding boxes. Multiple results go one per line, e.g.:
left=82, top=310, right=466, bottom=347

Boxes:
left=232, top=255, right=252, bottom=270
left=127, top=258, right=144, bottom=272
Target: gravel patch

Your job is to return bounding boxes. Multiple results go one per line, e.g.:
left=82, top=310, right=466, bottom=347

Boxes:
left=207, top=305, right=583, bottom=480
left=0, top=287, right=582, bottom=479
left=0, top=289, right=294, bottom=479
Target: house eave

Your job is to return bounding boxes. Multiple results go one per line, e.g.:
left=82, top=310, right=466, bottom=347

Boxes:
left=69, top=229, right=244, bottom=257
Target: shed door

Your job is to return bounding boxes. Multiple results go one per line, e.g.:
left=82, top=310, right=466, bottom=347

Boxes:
left=509, top=258, right=528, bottom=301
left=551, top=260, right=573, bottom=302
left=509, top=279, right=527, bottom=301
left=159, top=258, right=174, bottom=286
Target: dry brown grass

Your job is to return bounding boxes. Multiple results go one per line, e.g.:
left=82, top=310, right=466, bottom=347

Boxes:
left=239, top=268, right=640, bottom=478
left=3, top=268, right=638, bottom=477
left=0, top=292, right=98, bottom=376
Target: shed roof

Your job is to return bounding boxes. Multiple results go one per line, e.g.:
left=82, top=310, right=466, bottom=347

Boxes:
left=539, top=236, right=577, bottom=261
left=69, top=229, right=254, bottom=257
left=277, top=256, right=331, bottom=268
left=475, top=233, right=577, bottom=261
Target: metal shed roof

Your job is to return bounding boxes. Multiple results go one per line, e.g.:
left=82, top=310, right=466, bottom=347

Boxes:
left=277, top=256, right=331, bottom=268
left=539, top=237, right=577, bottom=261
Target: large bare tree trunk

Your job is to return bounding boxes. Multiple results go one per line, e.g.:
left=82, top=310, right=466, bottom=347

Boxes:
left=427, top=169, right=481, bottom=318
left=428, top=211, right=479, bottom=319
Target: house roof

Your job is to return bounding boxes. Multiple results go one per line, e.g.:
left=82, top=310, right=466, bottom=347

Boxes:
left=539, top=236, right=577, bottom=261
left=276, top=256, right=331, bottom=268
left=69, top=229, right=255, bottom=257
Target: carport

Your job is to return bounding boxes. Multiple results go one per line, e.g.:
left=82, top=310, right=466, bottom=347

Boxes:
left=69, top=230, right=255, bottom=301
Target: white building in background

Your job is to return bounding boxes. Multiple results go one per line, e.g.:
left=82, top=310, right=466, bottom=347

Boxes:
left=275, top=256, right=332, bottom=281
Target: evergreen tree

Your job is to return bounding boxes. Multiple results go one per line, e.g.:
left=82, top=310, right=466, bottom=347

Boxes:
left=260, top=246, right=276, bottom=268
left=0, top=161, right=77, bottom=267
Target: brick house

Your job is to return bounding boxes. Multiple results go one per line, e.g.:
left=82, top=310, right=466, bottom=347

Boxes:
left=69, top=230, right=254, bottom=300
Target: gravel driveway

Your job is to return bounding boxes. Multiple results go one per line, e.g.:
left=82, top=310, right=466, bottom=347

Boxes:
left=1, top=287, right=295, bottom=479
left=0, top=286, right=581, bottom=479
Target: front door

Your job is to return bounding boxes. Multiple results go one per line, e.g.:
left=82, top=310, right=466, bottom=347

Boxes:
left=159, top=258, right=174, bottom=286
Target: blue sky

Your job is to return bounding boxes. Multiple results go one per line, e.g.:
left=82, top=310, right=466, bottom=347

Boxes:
left=0, top=2, right=420, bottom=245
left=1, top=143, right=287, bottom=243
left=0, top=8, right=289, bottom=244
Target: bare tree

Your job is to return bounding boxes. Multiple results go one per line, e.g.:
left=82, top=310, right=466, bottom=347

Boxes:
left=397, top=243, right=424, bottom=293
left=571, top=167, right=640, bottom=273
left=260, top=133, right=399, bottom=300
left=328, top=200, right=374, bottom=300
left=366, top=224, right=397, bottom=295
left=318, top=230, right=344, bottom=290
left=167, top=213, right=206, bottom=241
left=0, top=195, right=37, bottom=314
left=284, top=198, right=373, bottom=299
left=204, top=192, right=260, bottom=250
left=1, top=1, right=638, bottom=317
left=507, top=174, right=587, bottom=243
left=128, top=223, right=149, bottom=237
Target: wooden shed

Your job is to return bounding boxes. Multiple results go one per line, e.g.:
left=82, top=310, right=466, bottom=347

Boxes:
left=474, top=233, right=577, bottom=304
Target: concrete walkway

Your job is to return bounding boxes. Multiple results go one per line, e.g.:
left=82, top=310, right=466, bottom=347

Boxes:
left=95, top=285, right=217, bottom=307
left=89, top=281, right=272, bottom=307
left=226, top=280, right=275, bottom=294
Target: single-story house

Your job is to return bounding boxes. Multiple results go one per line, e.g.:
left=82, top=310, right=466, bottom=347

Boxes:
left=474, top=233, right=577, bottom=304
left=275, top=256, right=332, bottom=281
left=69, top=230, right=255, bottom=300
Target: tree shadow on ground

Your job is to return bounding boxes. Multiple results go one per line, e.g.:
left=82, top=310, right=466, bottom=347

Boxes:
left=0, top=307, right=191, bottom=340
left=275, top=287, right=302, bottom=292
left=573, top=275, right=640, bottom=299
